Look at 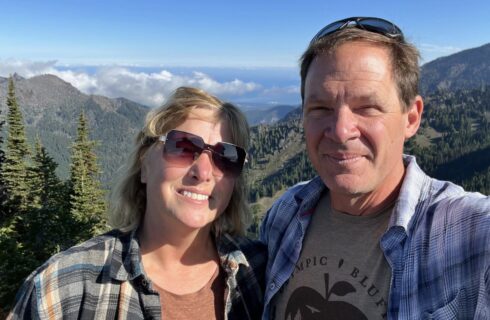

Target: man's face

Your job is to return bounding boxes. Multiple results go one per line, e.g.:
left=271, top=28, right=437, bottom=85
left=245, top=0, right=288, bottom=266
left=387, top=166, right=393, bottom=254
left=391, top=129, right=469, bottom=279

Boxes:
left=303, top=42, right=422, bottom=206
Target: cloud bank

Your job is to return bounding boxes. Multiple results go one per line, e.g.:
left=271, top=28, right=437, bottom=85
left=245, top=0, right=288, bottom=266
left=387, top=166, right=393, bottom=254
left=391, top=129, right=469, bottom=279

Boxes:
left=0, top=59, right=299, bottom=107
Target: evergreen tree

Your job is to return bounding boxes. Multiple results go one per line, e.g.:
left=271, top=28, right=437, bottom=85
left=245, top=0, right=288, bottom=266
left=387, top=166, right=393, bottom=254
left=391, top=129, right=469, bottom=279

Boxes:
left=2, top=76, right=30, bottom=217
left=0, top=77, right=34, bottom=309
left=23, top=138, right=68, bottom=259
left=0, top=102, right=6, bottom=213
left=30, top=138, right=65, bottom=209
left=0, top=138, right=70, bottom=310
left=67, top=112, right=107, bottom=245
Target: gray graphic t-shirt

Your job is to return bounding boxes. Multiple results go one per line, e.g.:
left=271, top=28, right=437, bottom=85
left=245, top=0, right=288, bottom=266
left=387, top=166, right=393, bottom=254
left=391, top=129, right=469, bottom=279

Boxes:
left=270, top=192, right=392, bottom=320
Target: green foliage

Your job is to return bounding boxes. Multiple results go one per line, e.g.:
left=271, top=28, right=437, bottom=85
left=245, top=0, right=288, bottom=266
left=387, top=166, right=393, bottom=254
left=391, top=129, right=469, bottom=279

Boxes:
left=0, top=216, right=42, bottom=310
left=0, top=96, right=108, bottom=310
left=2, top=77, right=31, bottom=217
left=247, top=110, right=316, bottom=202
left=67, top=112, right=108, bottom=245
left=0, top=81, right=64, bottom=309
left=30, top=138, right=64, bottom=208
left=404, top=86, right=490, bottom=190
left=0, top=94, right=6, bottom=210
left=246, top=203, right=263, bottom=238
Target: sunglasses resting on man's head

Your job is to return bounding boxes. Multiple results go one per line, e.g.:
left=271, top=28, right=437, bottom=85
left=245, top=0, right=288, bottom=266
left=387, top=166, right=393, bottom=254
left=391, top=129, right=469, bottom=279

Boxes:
left=149, top=129, right=247, bottom=178
left=310, top=16, right=404, bottom=44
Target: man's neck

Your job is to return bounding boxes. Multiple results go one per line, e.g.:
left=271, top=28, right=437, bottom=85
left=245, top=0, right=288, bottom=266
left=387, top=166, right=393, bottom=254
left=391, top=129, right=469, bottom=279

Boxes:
left=330, top=176, right=404, bottom=216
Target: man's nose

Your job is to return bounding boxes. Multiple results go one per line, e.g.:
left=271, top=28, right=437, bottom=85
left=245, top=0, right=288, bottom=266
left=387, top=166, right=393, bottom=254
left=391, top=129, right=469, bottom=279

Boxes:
left=324, top=107, right=360, bottom=143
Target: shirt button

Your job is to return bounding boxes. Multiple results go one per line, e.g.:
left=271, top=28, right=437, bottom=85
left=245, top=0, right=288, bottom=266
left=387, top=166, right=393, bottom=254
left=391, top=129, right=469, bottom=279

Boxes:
left=269, top=282, right=276, bottom=290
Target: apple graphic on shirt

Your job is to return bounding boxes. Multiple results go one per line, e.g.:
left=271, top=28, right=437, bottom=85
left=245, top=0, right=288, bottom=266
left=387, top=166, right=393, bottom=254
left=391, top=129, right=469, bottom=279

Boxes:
left=284, top=273, right=367, bottom=320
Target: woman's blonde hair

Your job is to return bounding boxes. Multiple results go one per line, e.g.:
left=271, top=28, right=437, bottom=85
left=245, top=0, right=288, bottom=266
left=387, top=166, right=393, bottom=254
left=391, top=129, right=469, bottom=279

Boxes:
left=108, top=86, right=250, bottom=236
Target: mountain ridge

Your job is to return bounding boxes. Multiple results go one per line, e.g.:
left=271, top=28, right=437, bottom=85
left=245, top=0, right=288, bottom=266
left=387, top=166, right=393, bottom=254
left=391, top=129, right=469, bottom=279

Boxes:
left=0, top=74, right=149, bottom=185
left=1, top=42, right=489, bottom=193
left=420, top=43, right=490, bottom=94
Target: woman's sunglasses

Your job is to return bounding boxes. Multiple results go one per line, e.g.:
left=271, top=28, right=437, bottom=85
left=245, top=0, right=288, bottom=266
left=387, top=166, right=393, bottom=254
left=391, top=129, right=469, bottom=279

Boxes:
left=152, top=129, right=247, bottom=178
left=310, top=17, right=404, bottom=44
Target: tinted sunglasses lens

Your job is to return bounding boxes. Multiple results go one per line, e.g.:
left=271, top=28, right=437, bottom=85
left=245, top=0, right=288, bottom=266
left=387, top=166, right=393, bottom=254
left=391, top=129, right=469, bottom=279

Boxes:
left=312, top=17, right=403, bottom=43
left=163, top=131, right=203, bottom=166
left=163, top=130, right=246, bottom=177
left=312, top=21, right=346, bottom=42
left=358, top=18, right=402, bottom=37
left=211, top=143, right=246, bottom=177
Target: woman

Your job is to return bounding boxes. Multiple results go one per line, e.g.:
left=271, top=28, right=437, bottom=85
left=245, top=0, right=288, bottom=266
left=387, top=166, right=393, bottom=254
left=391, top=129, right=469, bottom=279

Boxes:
left=10, top=87, right=266, bottom=319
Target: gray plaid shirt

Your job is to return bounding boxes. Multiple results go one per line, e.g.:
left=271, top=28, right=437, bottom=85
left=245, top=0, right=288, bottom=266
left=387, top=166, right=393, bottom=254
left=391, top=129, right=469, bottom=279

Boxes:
left=9, top=229, right=266, bottom=319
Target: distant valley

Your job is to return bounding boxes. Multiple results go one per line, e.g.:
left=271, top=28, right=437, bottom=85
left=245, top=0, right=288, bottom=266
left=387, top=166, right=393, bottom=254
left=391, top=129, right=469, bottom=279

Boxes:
left=242, top=104, right=298, bottom=125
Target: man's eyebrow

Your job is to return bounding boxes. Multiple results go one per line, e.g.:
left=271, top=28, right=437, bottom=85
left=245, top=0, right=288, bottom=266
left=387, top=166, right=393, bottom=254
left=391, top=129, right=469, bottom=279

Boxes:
left=305, top=91, right=381, bottom=106
left=304, top=94, right=331, bottom=105
left=350, top=94, right=382, bottom=104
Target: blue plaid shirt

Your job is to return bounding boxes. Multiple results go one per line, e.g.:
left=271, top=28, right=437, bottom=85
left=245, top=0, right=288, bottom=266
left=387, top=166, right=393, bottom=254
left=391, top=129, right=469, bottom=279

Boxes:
left=260, top=155, right=489, bottom=319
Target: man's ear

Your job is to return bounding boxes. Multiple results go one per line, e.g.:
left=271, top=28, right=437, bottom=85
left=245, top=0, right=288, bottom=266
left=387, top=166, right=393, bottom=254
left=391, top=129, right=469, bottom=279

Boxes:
left=405, top=95, right=424, bottom=139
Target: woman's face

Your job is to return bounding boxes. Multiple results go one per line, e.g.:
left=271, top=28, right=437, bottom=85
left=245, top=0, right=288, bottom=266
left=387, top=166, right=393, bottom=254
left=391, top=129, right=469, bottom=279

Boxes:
left=141, top=108, right=237, bottom=232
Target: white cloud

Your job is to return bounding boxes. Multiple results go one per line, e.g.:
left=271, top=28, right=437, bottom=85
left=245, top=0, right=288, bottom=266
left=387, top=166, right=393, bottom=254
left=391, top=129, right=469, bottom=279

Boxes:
left=52, top=69, right=98, bottom=94
left=419, top=43, right=462, bottom=53
left=262, top=85, right=300, bottom=95
left=0, top=59, right=59, bottom=78
left=0, top=60, right=263, bottom=107
left=189, top=72, right=261, bottom=96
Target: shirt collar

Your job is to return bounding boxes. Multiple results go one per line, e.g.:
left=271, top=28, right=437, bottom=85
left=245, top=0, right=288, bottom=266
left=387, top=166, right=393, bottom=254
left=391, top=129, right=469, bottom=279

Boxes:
left=216, top=233, right=250, bottom=269
left=108, top=229, right=253, bottom=280
left=109, top=228, right=144, bottom=281
left=388, top=155, right=432, bottom=234
left=293, top=176, right=326, bottom=217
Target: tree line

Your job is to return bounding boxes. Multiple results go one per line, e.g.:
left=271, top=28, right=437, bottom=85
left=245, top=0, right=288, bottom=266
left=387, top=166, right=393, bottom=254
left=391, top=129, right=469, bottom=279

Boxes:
left=1, top=77, right=488, bottom=314
left=0, top=77, right=107, bottom=313
left=406, top=87, right=490, bottom=194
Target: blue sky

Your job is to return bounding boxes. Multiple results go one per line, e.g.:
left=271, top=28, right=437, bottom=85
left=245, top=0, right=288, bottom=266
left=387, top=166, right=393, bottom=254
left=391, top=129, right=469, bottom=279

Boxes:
left=1, top=0, right=489, bottom=107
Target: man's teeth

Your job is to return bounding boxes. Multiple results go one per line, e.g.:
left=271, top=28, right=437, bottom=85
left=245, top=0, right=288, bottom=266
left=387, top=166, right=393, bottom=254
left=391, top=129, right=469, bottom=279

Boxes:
left=182, top=191, right=209, bottom=201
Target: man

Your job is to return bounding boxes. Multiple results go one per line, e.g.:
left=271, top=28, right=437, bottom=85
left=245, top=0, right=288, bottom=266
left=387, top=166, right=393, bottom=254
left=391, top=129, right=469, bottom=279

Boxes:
left=260, top=17, right=489, bottom=319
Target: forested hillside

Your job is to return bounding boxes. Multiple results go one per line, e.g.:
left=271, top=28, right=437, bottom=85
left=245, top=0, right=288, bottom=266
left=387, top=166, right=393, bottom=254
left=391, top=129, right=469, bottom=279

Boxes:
left=1, top=43, right=490, bottom=315
left=0, top=78, right=108, bottom=313
left=407, top=87, right=490, bottom=193
left=0, top=74, right=148, bottom=185
left=247, top=86, right=490, bottom=217
left=247, top=108, right=311, bottom=202
left=420, top=43, right=490, bottom=94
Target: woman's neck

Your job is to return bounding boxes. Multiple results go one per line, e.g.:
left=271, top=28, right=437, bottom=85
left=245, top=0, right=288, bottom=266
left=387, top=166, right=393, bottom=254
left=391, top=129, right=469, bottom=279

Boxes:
left=138, top=216, right=220, bottom=295
left=138, top=209, right=218, bottom=265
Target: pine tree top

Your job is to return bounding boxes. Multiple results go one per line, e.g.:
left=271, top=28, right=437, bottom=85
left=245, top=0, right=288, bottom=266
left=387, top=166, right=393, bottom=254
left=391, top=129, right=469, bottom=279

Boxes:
left=5, top=76, right=30, bottom=158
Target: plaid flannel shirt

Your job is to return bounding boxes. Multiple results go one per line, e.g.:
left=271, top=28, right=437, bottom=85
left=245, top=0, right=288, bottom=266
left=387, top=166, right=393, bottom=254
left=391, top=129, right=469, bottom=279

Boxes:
left=260, top=155, right=490, bottom=319
left=9, top=229, right=266, bottom=319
